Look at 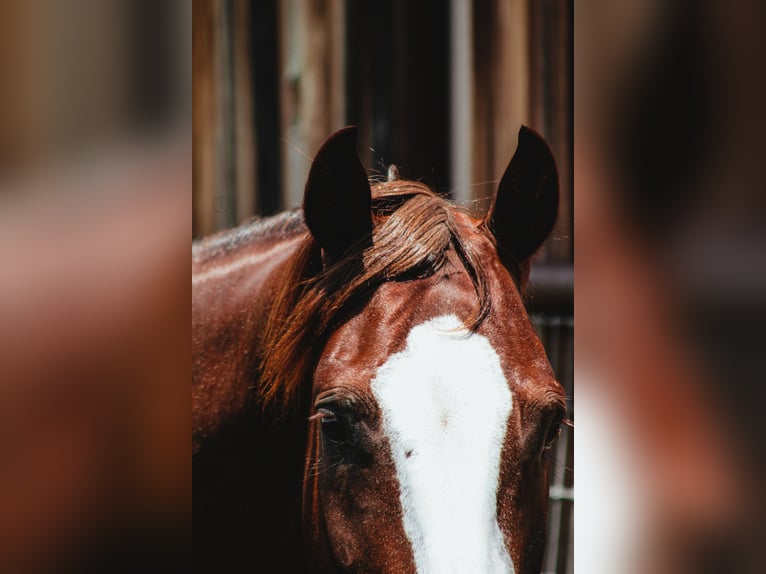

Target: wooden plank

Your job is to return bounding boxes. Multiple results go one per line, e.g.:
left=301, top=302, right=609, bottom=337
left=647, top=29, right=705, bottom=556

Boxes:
left=471, top=0, right=493, bottom=212
left=528, top=0, right=546, bottom=133
left=472, top=0, right=530, bottom=214
left=192, top=0, right=218, bottom=238
left=528, top=0, right=573, bottom=264
left=214, top=0, right=236, bottom=231
left=550, top=0, right=573, bottom=263
left=392, top=0, right=450, bottom=191
left=250, top=0, right=282, bottom=216
left=233, top=0, right=256, bottom=222
left=328, top=0, right=346, bottom=132
left=496, top=0, right=531, bottom=182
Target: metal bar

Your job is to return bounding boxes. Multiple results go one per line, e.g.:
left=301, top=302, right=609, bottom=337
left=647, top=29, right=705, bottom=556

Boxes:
left=548, top=485, right=574, bottom=501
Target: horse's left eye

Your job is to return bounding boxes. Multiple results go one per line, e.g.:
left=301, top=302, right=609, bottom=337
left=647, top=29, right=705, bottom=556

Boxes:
left=319, top=410, right=348, bottom=445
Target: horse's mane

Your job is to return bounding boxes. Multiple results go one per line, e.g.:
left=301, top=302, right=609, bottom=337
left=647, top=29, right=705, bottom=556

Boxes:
left=258, top=180, right=504, bottom=417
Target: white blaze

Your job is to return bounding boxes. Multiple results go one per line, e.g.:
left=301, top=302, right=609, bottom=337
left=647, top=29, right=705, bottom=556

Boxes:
left=371, top=314, right=515, bottom=574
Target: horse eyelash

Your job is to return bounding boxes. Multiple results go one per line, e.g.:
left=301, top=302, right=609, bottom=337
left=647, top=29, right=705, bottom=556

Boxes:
left=308, top=410, right=339, bottom=422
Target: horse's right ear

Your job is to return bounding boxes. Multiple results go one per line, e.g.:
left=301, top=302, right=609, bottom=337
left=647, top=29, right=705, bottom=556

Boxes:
left=303, top=127, right=373, bottom=263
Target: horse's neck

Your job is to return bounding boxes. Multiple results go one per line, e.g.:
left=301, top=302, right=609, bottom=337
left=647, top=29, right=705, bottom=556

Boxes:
left=192, top=224, right=311, bottom=572
left=192, top=221, right=306, bottom=449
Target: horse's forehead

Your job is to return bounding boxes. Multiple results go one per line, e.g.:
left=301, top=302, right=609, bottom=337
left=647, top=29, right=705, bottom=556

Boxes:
left=314, top=256, right=476, bottom=384
left=314, top=243, right=553, bottom=396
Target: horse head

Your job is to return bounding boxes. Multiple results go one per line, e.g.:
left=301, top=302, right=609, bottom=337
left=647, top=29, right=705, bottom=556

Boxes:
left=259, top=127, right=565, bottom=573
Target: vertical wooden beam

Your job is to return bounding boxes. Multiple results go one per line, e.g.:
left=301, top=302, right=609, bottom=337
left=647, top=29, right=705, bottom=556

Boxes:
left=214, top=0, right=236, bottom=230
left=344, top=1, right=373, bottom=171
left=528, top=0, right=546, bottom=131
left=495, top=0, right=530, bottom=177
left=528, top=0, right=573, bottom=263
left=250, top=0, right=282, bottom=216
left=472, top=0, right=530, bottom=214
left=471, top=0, right=493, bottom=212
left=233, top=0, right=256, bottom=222
left=192, top=0, right=218, bottom=237
left=328, top=0, right=346, bottom=130
left=192, top=0, right=241, bottom=236
left=280, top=0, right=306, bottom=210
left=549, top=0, right=573, bottom=262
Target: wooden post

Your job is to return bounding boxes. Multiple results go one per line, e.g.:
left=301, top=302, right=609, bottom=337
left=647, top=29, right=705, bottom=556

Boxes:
left=550, top=0, right=573, bottom=262
left=472, top=0, right=531, bottom=214
left=214, top=0, right=236, bottom=231
left=192, top=0, right=218, bottom=237
left=233, top=0, right=256, bottom=222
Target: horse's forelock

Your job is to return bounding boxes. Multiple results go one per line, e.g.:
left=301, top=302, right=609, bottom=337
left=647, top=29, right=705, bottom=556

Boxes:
left=258, top=180, right=492, bottom=417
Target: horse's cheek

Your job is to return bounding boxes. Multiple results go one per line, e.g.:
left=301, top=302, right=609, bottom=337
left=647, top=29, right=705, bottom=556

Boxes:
left=322, top=511, right=359, bottom=569
left=321, top=460, right=411, bottom=571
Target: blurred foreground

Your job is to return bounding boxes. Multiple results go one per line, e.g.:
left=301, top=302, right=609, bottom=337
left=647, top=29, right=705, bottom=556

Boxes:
left=0, top=2, right=190, bottom=573
left=577, top=0, right=766, bottom=572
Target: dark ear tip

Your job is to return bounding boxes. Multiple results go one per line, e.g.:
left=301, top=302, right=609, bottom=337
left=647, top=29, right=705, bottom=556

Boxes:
left=518, top=125, right=553, bottom=153
left=320, top=126, right=360, bottom=152
left=307, top=127, right=361, bottom=168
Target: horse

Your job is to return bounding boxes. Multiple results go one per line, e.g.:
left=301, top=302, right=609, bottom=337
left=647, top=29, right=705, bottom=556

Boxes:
left=192, top=126, right=566, bottom=573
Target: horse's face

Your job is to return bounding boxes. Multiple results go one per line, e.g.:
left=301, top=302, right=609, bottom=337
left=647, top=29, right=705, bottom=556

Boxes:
left=300, top=127, right=564, bottom=573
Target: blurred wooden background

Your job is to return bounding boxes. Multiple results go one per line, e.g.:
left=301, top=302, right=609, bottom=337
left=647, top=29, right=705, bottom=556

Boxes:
left=192, top=1, right=572, bottom=572
left=192, top=0, right=571, bottom=261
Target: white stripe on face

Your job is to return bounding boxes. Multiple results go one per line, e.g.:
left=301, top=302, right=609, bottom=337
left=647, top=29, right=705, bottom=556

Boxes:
left=371, top=315, right=515, bottom=574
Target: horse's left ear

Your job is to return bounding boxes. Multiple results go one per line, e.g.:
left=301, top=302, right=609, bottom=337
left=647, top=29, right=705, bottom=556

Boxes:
left=485, top=126, right=559, bottom=264
left=303, top=126, right=373, bottom=263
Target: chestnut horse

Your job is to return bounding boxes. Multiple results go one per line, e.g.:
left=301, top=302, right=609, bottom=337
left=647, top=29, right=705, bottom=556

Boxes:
left=192, top=127, right=565, bottom=573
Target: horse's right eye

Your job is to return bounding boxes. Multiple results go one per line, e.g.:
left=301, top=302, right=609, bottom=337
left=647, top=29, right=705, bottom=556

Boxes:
left=319, top=410, right=348, bottom=445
